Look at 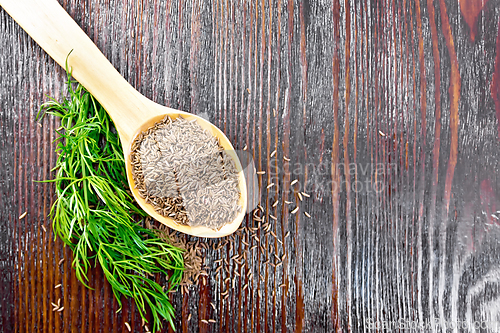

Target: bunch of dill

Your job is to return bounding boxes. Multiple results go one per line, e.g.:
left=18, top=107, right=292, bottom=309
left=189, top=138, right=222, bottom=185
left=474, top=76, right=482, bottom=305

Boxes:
left=37, top=71, right=184, bottom=332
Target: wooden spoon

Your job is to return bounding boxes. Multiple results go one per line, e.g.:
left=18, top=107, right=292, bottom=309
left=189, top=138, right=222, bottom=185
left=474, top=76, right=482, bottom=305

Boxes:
left=1, top=0, right=248, bottom=238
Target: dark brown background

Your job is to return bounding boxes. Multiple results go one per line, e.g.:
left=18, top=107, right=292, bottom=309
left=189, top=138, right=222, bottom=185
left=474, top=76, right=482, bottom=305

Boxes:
left=2, top=0, right=500, bottom=332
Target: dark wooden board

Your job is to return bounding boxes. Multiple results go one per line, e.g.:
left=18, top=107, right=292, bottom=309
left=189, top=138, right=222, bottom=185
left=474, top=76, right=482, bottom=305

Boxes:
left=1, top=0, right=500, bottom=332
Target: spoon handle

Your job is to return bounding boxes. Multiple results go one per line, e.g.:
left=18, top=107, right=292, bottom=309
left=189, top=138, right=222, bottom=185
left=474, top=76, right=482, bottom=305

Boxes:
left=0, top=0, right=151, bottom=140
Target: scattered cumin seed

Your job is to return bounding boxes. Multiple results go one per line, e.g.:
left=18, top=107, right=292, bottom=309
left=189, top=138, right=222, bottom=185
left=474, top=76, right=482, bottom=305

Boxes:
left=379, top=130, right=386, bottom=136
left=285, top=200, right=292, bottom=204
left=58, top=258, right=64, bottom=265
left=267, top=183, right=275, bottom=189
left=270, top=150, right=277, bottom=157
left=57, top=307, right=64, bottom=312
left=209, top=319, right=216, bottom=323
left=280, top=283, right=286, bottom=288
left=285, top=231, right=290, bottom=238
left=283, top=156, right=290, bottom=161
left=290, top=179, right=298, bottom=186
left=201, top=319, right=209, bottom=324
left=301, top=192, right=310, bottom=198
left=247, top=88, right=251, bottom=94
left=188, top=314, right=192, bottom=321
left=54, top=284, right=61, bottom=289
left=19, top=212, right=27, bottom=220
left=124, top=322, right=131, bottom=332
left=273, top=108, right=276, bottom=117
left=243, top=145, right=248, bottom=150
left=272, top=200, right=279, bottom=207
left=298, top=192, right=303, bottom=201
left=270, top=215, right=277, bottom=220
left=291, top=207, right=299, bottom=214
left=256, top=171, right=266, bottom=175
left=210, top=302, right=216, bottom=310
left=41, top=225, right=47, bottom=232
left=304, top=212, right=311, bottom=218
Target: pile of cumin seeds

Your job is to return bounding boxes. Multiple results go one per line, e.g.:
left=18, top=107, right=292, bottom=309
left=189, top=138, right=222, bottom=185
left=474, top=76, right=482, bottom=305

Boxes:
left=131, top=115, right=241, bottom=230
left=147, top=220, right=206, bottom=289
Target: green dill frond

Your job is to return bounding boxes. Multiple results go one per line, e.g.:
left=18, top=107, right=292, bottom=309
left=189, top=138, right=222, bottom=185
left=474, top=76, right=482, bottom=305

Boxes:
left=39, top=74, right=184, bottom=332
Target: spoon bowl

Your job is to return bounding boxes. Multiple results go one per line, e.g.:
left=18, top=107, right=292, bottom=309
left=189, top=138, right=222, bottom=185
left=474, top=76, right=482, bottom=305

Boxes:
left=1, top=0, right=247, bottom=237
left=125, top=111, right=248, bottom=238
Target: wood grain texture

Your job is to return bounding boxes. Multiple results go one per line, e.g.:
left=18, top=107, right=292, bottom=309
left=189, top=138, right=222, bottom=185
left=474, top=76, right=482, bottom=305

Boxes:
left=1, top=0, right=500, bottom=332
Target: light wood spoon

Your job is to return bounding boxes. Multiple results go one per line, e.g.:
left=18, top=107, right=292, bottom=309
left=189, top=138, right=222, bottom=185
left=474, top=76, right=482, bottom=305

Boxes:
left=1, top=0, right=248, bottom=238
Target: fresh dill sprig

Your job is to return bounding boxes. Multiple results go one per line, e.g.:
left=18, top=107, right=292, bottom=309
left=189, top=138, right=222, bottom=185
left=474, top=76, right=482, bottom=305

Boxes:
left=38, top=70, right=184, bottom=332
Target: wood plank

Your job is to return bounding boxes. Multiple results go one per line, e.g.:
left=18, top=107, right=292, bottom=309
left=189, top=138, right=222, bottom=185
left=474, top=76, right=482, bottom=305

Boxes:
left=1, top=0, right=500, bottom=332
